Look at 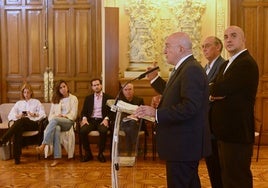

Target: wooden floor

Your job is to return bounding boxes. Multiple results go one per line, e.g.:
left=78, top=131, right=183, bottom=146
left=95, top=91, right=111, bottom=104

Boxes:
left=0, top=145, right=268, bottom=188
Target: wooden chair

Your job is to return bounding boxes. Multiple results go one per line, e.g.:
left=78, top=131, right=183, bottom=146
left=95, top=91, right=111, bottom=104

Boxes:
left=8, top=118, right=48, bottom=159
left=255, top=118, right=263, bottom=162
left=118, top=130, right=147, bottom=159
left=0, top=103, right=48, bottom=159
left=152, top=122, right=157, bottom=160
left=118, top=118, right=148, bottom=160
left=150, top=95, right=161, bottom=160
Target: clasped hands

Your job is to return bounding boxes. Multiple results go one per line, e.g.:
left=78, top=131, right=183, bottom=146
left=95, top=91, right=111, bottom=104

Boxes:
left=17, top=111, right=38, bottom=119
left=209, top=95, right=225, bottom=102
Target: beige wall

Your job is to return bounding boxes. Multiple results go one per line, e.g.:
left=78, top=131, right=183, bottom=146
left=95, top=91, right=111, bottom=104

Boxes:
left=104, top=0, right=229, bottom=77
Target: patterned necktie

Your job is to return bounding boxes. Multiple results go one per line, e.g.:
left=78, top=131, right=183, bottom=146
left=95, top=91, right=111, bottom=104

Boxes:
left=205, top=64, right=210, bottom=75
left=167, top=68, right=176, bottom=83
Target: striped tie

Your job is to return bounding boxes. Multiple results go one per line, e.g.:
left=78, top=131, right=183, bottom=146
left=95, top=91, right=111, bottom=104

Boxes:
left=205, top=64, right=210, bottom=75
left=167, top=68, right=176, bottom=83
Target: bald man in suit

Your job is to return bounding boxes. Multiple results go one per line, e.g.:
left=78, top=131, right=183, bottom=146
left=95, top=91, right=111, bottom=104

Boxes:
left=210, top=26, right=259, bottom=188
left=135, top=32, right=211, bottom=188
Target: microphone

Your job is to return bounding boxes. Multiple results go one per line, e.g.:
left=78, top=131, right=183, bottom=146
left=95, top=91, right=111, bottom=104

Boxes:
left=111, top=66, right=160, bottom=111
left=137, top=66, right=159, bottom=80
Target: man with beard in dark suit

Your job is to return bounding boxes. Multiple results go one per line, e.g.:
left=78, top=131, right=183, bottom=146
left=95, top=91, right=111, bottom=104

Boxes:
left=202, top=36, right=225, bottom=188
left=79, top=78, right=113, bottom=163
left=135, top=32, right=211, bottom=188
left=209, top=26, right=259, bottom=188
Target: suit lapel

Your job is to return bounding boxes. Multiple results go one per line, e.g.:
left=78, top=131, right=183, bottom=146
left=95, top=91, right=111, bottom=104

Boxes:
left=208, top=60, right=219, bottom=81
left=158, top=56, right=193, bottom=107
left=224, top=50, right=249, bottom=75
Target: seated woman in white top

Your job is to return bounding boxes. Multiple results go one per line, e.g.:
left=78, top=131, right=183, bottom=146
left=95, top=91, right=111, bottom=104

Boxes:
left=36, top=80, right=78, bottom=167
left=0, top=83, right=46, bottom=164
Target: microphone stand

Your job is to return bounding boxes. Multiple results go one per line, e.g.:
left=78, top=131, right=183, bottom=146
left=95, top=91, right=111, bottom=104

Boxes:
left=111, top=67, right=159, bottom=188
left=110, top=77, right=141, bottom=188
left=112, top=66, right=159, bottom=111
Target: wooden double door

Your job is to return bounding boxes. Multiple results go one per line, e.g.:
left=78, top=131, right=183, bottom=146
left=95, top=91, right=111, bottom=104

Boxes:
left=230, top=0, right=268, bottom=144
left=0, top=0, right=103, bottom=111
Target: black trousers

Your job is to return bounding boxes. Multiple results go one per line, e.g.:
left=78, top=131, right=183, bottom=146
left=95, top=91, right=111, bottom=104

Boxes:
left=1, top=117, right=38, bottom=159
left=205, top=138, right=223, bottom=188
left=120, top=119, right=140, bottom=155
left=217, top=141, right=253, bottom=188
left=166, top=160, right=200, bottom=188
left=79, top=118, right=108, bottom=156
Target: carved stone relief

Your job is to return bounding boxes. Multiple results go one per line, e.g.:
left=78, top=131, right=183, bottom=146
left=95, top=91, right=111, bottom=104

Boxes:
left=124, top=0, right=207, bottom=77
left=216, top=0, right=227, bottom=59
left=125, top=0, right=159, bottom=73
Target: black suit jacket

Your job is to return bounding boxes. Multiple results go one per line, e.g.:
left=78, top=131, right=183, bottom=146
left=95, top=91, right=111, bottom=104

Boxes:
left=205, top=56, right=225, bottom=83
left=152, top=55, right=211, bottom=161
left=206, top=56, right=225, bottom=133
left=80, top=93, right=113, bottom=122
left=210, top=50, right=259, bottom=143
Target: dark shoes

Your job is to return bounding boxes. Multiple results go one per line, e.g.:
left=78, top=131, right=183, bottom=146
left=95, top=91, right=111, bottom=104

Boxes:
left=97, top=153, right=106, bottom=163
left=80, top=155, right=93, bottom=162
left=14, top=158, right=20, bottom=165
left=80, top=152, right=106, bottom=163
left=0, top=139, right=4, bottom=146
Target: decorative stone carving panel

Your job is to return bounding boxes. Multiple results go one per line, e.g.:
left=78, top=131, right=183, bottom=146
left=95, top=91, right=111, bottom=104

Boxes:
left=125, top=0, right=206, bottom=77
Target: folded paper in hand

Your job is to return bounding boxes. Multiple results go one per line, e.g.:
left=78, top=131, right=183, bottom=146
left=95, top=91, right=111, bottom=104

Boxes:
left=106, top=99, right=155, bottom=122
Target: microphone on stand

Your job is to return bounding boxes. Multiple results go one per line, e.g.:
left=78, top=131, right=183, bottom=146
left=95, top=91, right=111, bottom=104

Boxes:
left=110, top=66, right=160, bottom=178
left=111, top=66, right=160, bottom=111
left=137, top=66, right=160, bottom=80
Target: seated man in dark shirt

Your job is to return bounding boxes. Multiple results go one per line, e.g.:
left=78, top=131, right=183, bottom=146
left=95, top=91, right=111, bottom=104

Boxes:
left=119, top=83, right=147, bottom=156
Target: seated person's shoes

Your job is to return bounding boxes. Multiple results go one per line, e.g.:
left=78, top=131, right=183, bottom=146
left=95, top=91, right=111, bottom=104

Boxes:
left=14, top=158, right=20, bottom=165
left=80, top=155, right=93, bottom=162
left=97, top=153, right=106, bottom=163
left=50, top=160, right=60, bottom=167
left=0, top=139, right=4, bottom=146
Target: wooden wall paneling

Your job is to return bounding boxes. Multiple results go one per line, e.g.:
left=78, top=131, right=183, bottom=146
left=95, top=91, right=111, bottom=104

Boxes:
left=261, top=97, right=268, bottom=143
left=263, top=6, right=268, bottom=76
left=230, top=0, right=244, bottom=26
left=26, top=2, right=46, bottom=100
left=0, top=0, right=102, bottom=110
left=0, top=0, right=46, bottom=102
left=105, top=7, right=119, bottom=98
left=0, top=50, right=1, bottom=103
left=47, top=0, right=102, bottom=113
left=231, top=0, right=268, bottom=144
left=2, top=8, right=23, bottom=102
left=243, top=6, right=258, bottom=61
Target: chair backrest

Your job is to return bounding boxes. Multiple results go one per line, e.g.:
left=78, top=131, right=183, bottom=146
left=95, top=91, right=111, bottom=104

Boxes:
left=0, top=103, right=51, bottom=129
left=0, top=103, right=51, bottom=121
left=42, top=103, right=51, bottom=117
left=255, top=118, right=263, bottom=134
left=0, top=103, right=15, bottom=122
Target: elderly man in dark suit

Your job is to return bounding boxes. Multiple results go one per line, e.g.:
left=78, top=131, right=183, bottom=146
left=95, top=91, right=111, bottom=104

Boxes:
left=210, top=26, right=259, bottom=188
left=79, top=78, right=113, bottom=163
left=202, top=36, right=225, bottom=188
left=135, top=32, right=211, bottom=188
